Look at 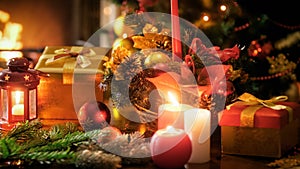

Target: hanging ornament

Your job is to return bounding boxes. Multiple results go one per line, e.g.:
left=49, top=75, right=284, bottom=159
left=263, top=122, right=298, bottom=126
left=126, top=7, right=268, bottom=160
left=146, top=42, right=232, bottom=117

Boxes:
left=247, top=38, right=274, bottom=59
left=113, top=15, right=134, bottom=38
left=78, top=101, right=111, bottom=131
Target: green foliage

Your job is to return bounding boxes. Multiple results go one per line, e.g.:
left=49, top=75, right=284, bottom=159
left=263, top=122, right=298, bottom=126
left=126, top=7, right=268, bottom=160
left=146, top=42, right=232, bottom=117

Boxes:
left=0, top=120, right=122, bottom=168
left=20, top=147, right=76, bottom=165
left=0, top=137, right=21, bottom=159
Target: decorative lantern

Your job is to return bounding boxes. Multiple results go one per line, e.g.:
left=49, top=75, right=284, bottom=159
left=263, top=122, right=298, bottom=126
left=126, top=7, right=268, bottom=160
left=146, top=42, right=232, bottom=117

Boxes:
left=0, top=57, right=40, bottom=129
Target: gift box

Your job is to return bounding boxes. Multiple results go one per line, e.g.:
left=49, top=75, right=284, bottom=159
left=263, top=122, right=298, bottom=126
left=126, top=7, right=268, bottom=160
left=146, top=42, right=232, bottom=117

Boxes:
left=34, top=46, right=110, bottom=120
left=219, top=93, right=300, bottom=158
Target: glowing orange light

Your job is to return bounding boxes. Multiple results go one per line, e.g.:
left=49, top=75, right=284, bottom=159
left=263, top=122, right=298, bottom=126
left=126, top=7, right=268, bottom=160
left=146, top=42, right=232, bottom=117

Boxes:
left=103, top=6, right=112, bottom=15
left=257, top=48, right=262, bottom=52
left=202, top=15, right=210, bottom=22
left=0, top=11, right=23, bottom=62
left=139, top=124, right=147, bottom=135
left=253, top=50, right=258, bottom=56
left=220, top=5, right=227, bottom=12
left=168, top=92, right=179, bottom=106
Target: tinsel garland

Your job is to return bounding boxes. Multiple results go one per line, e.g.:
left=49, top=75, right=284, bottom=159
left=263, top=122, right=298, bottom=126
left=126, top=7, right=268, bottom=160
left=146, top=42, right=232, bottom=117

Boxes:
left=267, top=146, right=300, bottom=169
left=0, top=119, right=151, bottom=168
left=274, top=31, right=300, bottom=50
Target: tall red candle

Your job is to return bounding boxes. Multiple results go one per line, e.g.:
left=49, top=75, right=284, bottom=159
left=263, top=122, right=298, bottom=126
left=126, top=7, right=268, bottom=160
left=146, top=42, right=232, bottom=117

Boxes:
left=171, top=0, right=182, bottom=61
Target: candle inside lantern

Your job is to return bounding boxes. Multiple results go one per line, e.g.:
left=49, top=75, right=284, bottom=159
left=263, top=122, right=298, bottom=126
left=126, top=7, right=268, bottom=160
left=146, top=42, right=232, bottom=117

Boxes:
left=184, top=108, right=211, bottom=163
left=12, top=91, right=24, bottom=116
left=158, top=92, right=193, bottom=129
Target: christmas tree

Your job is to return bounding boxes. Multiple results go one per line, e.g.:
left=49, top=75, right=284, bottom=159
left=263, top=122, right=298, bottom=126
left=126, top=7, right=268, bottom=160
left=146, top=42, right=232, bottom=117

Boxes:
left=110, top=0, right=300, bottom=101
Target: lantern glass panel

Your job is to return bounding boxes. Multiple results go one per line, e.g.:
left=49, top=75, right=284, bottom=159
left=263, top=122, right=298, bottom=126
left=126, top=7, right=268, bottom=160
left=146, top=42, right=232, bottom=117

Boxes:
left=11, top=90, right=25, bottom=121
left=29, top=89, right=37, bottom=119
left=1, top=89, right=8, bottom=121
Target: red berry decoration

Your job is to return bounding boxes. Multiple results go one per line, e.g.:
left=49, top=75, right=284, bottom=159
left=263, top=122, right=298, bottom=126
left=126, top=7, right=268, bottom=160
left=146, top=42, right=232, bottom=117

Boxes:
left=78, top=101, right=111, bottom=131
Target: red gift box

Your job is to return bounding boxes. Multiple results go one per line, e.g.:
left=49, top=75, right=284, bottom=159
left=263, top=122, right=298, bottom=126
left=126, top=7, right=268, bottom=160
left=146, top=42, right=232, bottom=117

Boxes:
left=219, top=93, right=300, bottom=158
left=219, top=101, right=300, bottom=129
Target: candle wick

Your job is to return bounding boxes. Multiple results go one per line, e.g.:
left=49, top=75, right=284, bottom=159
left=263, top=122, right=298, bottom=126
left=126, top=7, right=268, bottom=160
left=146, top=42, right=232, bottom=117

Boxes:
left=166, top=125, right=177, bottom=133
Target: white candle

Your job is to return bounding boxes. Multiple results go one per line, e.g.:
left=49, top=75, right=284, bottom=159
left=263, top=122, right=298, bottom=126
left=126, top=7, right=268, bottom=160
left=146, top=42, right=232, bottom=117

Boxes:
left=158, top=103, right=193, bottom=129
left=158, top=91, right=193, bottom=129
left=12, top=91, right=24, bottom=116
left=12, top=104, right=24, bottom=115
left=184, top=108, right=211, bottom=163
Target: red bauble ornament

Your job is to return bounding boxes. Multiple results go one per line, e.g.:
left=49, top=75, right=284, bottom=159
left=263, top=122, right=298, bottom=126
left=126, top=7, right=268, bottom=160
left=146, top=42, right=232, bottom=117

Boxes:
left=150, top=126, right=192, bottom=169
left=78, top=101, right=111, bottom=131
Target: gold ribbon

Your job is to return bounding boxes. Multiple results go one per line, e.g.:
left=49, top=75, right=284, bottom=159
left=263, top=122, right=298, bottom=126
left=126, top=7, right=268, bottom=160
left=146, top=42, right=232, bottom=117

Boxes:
left=45, top=47, right=94, bottom=84
left=233, top=93, right=293, bottom=127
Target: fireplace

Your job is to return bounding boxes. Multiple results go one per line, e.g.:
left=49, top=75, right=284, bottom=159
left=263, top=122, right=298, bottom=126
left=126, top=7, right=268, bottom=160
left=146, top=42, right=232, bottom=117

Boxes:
left=0, top=0, right=114, bottom=68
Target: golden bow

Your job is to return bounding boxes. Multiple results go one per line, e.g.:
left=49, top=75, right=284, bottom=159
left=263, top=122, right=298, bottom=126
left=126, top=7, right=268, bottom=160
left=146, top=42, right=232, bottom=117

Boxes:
left=45, top=47, right=95, bottom=84
left=238, top=93, right=288, bottom=110
left=233, top=93, right=292, bottom=127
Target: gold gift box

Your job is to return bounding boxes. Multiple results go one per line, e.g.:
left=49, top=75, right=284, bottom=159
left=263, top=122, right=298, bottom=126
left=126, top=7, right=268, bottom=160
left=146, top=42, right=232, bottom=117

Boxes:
left=35, top=46, right=109, bottom=120
left=221, top=119, right=298, bottom=158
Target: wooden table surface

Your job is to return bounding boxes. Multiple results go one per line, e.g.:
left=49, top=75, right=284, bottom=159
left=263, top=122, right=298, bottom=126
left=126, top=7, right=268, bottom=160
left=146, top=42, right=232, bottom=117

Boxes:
left=0, top=120, right=276, bottom=169
left=122, top=155, right=272, bottom=169
left=0, top=154, right=273, bottom=169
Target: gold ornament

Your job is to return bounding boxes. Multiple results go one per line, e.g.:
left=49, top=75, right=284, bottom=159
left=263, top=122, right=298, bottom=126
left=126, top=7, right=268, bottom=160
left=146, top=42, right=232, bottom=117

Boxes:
left=143, top=51, right=171, bottom=68
left=266, top=53, right=297, bottom=81
left=131, top=24, right=172, bottom=51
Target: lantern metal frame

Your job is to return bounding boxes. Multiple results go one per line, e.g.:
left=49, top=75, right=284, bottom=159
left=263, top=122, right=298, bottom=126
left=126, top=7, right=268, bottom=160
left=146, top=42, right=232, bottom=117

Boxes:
left=0, top=57, right=40, bottom=129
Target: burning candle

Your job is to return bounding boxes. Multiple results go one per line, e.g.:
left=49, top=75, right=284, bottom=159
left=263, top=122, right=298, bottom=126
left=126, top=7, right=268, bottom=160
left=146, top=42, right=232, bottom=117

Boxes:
left=184, top=108, right=211, bottom=163
left=12, top=91, right=24, bottom=116
left=150, top=126, right=192, bottom=169
left=158, top=92, right=193, bottom=129
left=171, top=0, right=182, bottom=61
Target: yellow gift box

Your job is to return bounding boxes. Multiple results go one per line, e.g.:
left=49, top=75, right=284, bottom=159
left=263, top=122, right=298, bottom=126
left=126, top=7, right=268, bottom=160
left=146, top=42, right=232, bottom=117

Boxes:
left=35, top=46, right=110, bottom=120
left=219, top=93, right=300, bottom=158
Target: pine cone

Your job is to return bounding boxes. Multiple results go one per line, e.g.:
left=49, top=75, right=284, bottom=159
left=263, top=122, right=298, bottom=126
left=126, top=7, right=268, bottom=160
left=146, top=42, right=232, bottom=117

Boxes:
left=75, top=149, right=122, bottom=169
left=77, top=140, right=103, bottom=152
left=156, top=36, right=172, bottom=52
left=111, top=46, right=131, bottom=72
left=99, top=132, right=152, bottom=166
left=114, top=50, right=143, bottom=81
left=199, top=90, right=213, bottom=110
left=129, top=71, right=163, bottom=137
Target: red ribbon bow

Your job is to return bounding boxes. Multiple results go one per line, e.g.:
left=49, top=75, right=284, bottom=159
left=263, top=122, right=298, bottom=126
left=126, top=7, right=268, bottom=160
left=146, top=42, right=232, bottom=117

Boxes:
left=184, top=38, right=240, bottom=74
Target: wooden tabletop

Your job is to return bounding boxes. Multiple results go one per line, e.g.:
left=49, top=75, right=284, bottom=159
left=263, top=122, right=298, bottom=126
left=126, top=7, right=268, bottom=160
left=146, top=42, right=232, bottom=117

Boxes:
left=18, top=119, right=273, bottom=169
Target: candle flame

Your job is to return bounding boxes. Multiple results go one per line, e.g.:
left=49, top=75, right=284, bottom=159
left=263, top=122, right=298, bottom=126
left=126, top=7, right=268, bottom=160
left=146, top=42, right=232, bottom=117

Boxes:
left=14, top=91, right=22, bottom=104
left=168, top=92, right=179, bottom=106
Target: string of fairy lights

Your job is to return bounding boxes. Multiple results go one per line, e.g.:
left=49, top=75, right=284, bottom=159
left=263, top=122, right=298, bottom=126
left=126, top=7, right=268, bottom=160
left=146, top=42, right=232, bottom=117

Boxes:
left=108, top=0, right=300, bottom=83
